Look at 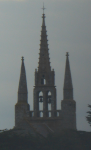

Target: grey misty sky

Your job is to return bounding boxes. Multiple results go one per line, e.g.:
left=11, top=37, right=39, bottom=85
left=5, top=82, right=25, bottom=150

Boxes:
left=0, top=0, right=91, bottom=131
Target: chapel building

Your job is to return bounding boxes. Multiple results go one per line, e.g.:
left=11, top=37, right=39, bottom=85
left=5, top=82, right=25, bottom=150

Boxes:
left=15, top=9, right=76, bottom=134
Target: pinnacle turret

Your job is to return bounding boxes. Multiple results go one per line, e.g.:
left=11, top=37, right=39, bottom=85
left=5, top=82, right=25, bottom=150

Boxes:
left=63, top=52, right=73, bottom=99
left=38, top=11, right=51, bottom=72
left=18, top=57, right=28, bottom=103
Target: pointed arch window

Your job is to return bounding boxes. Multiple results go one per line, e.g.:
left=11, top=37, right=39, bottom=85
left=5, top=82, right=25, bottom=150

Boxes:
left=41, top=75, right=46, bottom=85
left=47, top=91, right=52, bottom=111
left=38, top=91, right=43, bottom=111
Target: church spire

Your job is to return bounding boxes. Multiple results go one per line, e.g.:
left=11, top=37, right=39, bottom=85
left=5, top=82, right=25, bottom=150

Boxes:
left=18, top=57, right=28, bottom=103
left=63, top=52, right=73, bottom=99
left=34, top=9, right=56, bottom=118
left=38, top=8, right=51, bottom=72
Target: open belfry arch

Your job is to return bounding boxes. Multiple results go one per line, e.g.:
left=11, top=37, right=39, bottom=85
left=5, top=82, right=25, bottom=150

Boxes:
left=15, top=6, right=76, bottom=134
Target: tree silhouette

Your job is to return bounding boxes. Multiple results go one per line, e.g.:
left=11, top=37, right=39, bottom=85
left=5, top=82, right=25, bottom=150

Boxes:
left=86, top=105, right=91, bottom=126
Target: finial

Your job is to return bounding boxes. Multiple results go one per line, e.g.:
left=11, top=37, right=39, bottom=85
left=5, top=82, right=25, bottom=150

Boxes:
left=66, top=52, right=69, bottom=57
left=41, top=3, right=46, bottom=14
left=21, top=56, right=24, bottom=62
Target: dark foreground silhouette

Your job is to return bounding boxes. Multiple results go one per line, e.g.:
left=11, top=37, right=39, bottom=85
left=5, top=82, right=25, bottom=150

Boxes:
left=0, top=129, right=91, bottom=150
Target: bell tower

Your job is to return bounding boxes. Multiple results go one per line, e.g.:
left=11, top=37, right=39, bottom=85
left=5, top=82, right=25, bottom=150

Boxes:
left=33, top=7, right=56, bottom=118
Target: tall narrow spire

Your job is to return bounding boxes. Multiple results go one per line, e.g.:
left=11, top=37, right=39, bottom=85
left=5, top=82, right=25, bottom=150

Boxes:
left=38, top=8, right=51, bottom=72
left=34, top=9, right=56, bottom=118
left=63, top=52, right=73, bottom=99
left=18, top=57, right=28, bottom=103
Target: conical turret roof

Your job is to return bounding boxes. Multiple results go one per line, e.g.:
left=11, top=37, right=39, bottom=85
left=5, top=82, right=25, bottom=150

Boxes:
left=63, top=52, right=73, bottom=99
left=18, top=57, right=27, bottom=94
left=64, top=52, right=73, bottom=89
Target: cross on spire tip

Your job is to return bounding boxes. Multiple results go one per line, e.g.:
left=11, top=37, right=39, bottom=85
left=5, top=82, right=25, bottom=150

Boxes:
left=41, top=3, right=46, bottom=14
left=66, top=52, right=69, bottom=57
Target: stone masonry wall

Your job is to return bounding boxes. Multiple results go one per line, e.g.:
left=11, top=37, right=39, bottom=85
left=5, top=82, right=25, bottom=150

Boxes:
left=15, top=103, right=30, bottom=128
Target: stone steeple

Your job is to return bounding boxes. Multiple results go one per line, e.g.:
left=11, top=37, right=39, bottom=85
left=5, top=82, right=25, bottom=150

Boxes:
left=63, top=52, right=73, bottom=99
left=38, top=11, right=51, bottom=72
left=33, top=10, right=56, bottom=118
left=18, top=57, right=28, bottom=103
left=15, top=57, right=29, bottom=128
left=61, top=52, right=76, bottom=130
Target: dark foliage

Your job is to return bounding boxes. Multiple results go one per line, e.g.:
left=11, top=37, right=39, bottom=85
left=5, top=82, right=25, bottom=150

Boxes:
left=86, top=104, right=91, bottom=126
left=0, top=129, right=91, bottom=150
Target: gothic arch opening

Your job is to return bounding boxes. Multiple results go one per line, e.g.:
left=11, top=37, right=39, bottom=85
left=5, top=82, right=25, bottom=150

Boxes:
left=47, top=91, right=52, bottom=117
left=41, top=75, right=46, bottom=85
left=38, top=91, right=43, bottom=117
